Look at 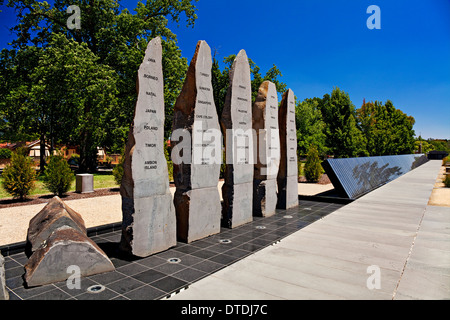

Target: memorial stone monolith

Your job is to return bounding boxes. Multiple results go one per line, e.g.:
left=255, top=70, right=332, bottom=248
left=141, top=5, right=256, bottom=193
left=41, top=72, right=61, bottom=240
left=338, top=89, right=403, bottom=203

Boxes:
left=120, top=37, right=176, bottom=257
left=252, top=81, right=280, bottom=217
left=221, top=49, right=253, bottom=228
left=172, top=40, right=222, bottom=243
left=277, top=89, right=299, bottom=209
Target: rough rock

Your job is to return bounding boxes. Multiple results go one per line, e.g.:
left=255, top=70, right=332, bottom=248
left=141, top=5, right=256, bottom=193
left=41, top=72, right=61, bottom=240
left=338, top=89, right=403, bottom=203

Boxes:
left=26, top=196, right=87, bottom=255
left=24, top=226, right=115, bottom=287
left=120, top=37, right=176, bottom=257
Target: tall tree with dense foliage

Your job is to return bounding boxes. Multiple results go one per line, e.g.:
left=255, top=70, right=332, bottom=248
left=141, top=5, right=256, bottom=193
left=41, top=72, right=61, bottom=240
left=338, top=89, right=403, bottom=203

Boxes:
left=357, top=100, right=415, bottom=155
left=212, top=54, right=287, bottom=118
left=1, top=0, right=197, bottom=171
left=319, top=87, right=367, bottom=158
left=295, top=97, right=327, bottom=156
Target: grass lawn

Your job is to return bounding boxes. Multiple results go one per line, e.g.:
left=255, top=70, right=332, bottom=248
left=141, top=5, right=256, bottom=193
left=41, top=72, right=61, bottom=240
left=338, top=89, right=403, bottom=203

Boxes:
left=0, top=171, right=119, bottom=199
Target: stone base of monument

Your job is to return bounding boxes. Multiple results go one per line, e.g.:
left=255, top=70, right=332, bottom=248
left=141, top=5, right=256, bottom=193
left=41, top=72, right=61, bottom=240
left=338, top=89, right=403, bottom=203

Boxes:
left=277, top=175, right=299, bottom=210
left=221, top=182, right=253, bottom=228
left=0, top=254, right=8, bottom=300
left=24, top=226, right=115, bottom=287
left=26, top=196, right=87, bottom=255
left=120, top=193, right=177, bottom=257
left=253, top=179, right=277, bottom=217
left=174, top=187, right=221, bottom=243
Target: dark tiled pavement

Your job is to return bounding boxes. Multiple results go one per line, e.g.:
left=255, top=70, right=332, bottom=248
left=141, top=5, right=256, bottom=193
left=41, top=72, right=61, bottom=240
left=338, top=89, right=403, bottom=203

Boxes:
left=3, top=200, right=344, bottom=300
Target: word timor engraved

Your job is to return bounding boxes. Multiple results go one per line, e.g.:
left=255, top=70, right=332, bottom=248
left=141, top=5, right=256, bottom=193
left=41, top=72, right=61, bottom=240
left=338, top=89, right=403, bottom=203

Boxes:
left=252, top=81, right=281, bottom=217
left=172, top=40, right=222, bottom=243
left=221, top=50, right=254, bottom=228
left=277, top=89, right=299, bottom=209
left=120, top=37, right=176, bottom=257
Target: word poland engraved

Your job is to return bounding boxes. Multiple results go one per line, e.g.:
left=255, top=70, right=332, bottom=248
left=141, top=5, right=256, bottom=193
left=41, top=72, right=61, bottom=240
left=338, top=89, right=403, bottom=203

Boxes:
left=172, top=40, right=222, bottom=243
left=253, top=81, right=280, bottom=217
left=120, top=37, right=176, bottom=257
left=277, top=89, right=299, bottom=209
left=221, top=50, right=253, bottom=228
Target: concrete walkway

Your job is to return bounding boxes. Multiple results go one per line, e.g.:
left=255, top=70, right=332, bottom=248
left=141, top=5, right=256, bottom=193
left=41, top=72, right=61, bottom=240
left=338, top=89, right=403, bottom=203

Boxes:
left=169, top=160, right=450, bottom=300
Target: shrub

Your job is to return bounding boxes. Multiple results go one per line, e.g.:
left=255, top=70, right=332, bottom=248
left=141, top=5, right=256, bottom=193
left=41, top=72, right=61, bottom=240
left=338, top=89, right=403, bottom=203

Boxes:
left=112, top=158, right=124, bottom=185
left=1, top=151, right=36, bottom=200
left=164, top=141, right=173, bottom=182
left=0, top=148, right=12, bottom=159
left=43, top=155, right=75, bottom=196
left=304, top=145, right=323, bottom=183
left=444, top=174, right=450, bottom=188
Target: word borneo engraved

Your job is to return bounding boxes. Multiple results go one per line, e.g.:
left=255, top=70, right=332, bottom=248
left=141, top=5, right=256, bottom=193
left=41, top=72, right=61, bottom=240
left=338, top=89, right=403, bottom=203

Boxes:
left=120, top=37, right=177, bottom=257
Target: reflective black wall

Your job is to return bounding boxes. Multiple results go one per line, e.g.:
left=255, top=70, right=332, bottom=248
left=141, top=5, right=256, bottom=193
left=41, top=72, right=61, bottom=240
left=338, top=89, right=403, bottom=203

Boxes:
left=322, top=154, right=429, bottom=200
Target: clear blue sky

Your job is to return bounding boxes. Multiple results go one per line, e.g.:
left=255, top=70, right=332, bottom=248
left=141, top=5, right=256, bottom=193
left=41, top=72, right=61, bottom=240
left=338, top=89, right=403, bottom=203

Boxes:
left=1, top=0, right=449, bottom=139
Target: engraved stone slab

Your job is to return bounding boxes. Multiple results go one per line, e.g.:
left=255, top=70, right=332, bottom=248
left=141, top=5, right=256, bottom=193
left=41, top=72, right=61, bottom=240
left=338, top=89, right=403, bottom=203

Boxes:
left=277, top=89, right=299, bottom=209
left=221, top=50, right=253, bottom=228
left=24, top=226, right=115, bottom=287
left=120, top=37, right=176, bottom=257
left=252, top=81, right=280, bottom=217
left=0, top=254, right=8, bottom=300
left=172, top=40, right=221, bottom=242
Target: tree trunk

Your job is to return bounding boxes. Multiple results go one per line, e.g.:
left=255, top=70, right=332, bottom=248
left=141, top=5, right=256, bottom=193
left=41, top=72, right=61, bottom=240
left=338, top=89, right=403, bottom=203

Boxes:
left=39, top=134, right=46, bottom=173
left=79, top=131, right=97, bottom=173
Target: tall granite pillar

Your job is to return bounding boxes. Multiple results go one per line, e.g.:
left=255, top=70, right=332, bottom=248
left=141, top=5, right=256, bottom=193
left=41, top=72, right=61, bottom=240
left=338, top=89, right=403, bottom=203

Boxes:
left=172, top=40, right=222, bottom=243
left=252, top=81, right=280, bottom=217
left=277, top=89, right=299, bottom=209
left=0, top=254, right=8, bottom=300
left=221, top=50, right=253, bottom=228
left=120, top=37, right=176, bottom=257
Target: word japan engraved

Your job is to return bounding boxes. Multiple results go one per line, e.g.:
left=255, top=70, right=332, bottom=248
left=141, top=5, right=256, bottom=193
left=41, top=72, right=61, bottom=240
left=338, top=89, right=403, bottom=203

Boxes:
left=120, top=37, right=176, bottom=257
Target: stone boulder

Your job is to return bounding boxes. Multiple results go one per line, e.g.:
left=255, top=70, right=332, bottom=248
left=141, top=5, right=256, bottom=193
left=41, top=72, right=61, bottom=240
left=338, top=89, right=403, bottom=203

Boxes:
left=24, top=226, right=115, bottom=287
left=26, top=196, right=86, bottom=255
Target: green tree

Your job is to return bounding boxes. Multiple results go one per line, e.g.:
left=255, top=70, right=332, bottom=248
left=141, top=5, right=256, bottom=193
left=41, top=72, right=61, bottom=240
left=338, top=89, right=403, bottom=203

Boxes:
left=319, top=87, right=367, bottom=158
left=43, top=154, right=75, bottom=196
left=2, top=0, right=197, bottom=168
left=304, top=145, right=322, bottom=183
left=295, top=97, right=327, bottom=156
left=1, top=149, right=36, bottom=200
left=414, top=137, right=434, bottom=154
left=356, top=100, right=415, bottom=155
left=212, top=53, right=287, bottom=118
